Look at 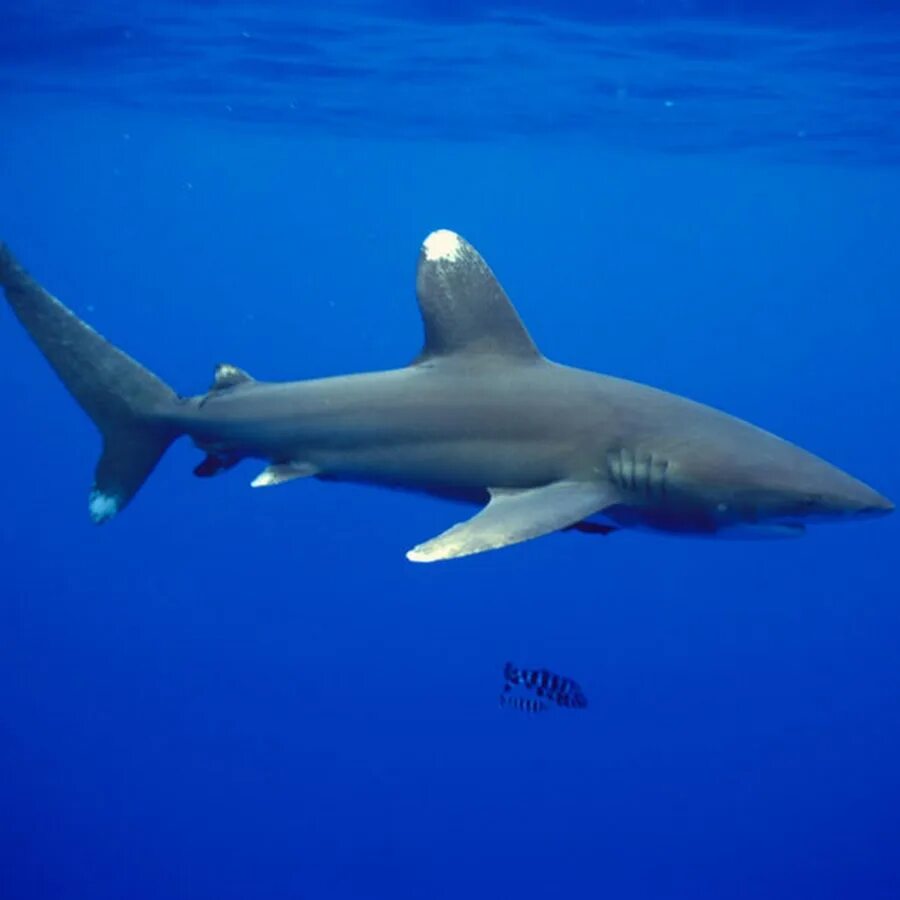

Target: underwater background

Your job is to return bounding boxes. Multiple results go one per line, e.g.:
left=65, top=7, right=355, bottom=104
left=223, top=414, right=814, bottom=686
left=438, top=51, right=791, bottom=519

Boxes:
left=1, top=1, right=899, bottom=897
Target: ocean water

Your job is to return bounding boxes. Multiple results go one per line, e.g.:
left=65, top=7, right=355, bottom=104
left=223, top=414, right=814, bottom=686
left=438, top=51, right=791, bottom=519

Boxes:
left=1, top=2, right=899, bottom=898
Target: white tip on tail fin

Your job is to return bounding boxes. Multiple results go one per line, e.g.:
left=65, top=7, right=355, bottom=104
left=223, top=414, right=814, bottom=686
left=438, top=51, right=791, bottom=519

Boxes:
left=88, top=489, right=120, bottom=524
left=0, top=243, right=180, bottom=523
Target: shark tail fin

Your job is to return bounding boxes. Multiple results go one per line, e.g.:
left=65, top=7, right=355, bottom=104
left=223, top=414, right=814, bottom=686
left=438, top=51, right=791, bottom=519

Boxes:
left=0, top=243, right=181, bottom=522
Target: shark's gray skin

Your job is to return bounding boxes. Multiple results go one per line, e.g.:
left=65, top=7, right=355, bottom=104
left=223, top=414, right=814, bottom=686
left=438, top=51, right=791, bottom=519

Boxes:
left=0, top=230, right=892, bottom=561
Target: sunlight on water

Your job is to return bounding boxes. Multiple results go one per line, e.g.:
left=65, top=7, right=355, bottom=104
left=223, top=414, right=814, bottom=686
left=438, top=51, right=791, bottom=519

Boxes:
left=2, top=1, right=900, bottom=163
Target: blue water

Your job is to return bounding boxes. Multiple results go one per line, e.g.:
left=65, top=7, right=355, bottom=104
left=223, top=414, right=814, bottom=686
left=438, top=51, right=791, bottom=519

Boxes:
left=2, top=2, right=899, bottom=898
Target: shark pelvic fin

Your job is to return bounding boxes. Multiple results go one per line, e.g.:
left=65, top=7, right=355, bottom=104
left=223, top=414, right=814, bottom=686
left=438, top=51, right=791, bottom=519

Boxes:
left=413, top=230, right=541, bottom=364
left=251, top=461, right=319, bottom=488
left=211, top=363, right=254, bottom=391
left=406, top=481, right=619, bottom=563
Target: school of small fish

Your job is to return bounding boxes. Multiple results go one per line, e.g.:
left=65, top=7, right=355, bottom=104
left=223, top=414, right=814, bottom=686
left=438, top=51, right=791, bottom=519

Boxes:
left=499, top=662, right=588, bottom=714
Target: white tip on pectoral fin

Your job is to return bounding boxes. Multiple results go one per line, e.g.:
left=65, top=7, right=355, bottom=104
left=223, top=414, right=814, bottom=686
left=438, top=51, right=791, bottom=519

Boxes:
left=251, top=461, right=319, bottom=488
left=406, top=481, right=619, bottom=563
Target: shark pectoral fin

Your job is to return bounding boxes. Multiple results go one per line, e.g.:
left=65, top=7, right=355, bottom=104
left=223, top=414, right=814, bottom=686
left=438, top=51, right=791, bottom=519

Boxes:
left=413, top=230, right=542, bottom=363
left=406, top=481, right=619, bottom=563
left=250, top=462, right=319, bottom=488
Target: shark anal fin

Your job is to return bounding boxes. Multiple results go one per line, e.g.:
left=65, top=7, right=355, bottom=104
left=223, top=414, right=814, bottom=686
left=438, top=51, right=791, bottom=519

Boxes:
left=406, top=481, right=619, bottom=563
left=414, top=230, right=541, bottom=363
left=193, top=453, right=241, bottom=478
left=251, top=462, right=319, bottom=488
left=210, top=363, right=254, bottom=391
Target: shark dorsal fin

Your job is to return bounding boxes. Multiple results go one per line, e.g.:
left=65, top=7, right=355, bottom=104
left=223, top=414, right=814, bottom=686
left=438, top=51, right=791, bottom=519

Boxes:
left=210, top=362, right=254, bottom=391
left=414, top=230, right=541, bottom=363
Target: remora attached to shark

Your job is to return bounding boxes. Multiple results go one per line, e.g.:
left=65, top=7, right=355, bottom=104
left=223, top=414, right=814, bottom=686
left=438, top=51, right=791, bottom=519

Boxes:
left=0, top=230, right=892, bottom=561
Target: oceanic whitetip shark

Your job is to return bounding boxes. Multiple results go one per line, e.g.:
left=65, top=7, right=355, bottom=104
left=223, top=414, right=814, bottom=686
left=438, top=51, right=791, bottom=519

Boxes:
left=0, top=230, right=892, bottom=562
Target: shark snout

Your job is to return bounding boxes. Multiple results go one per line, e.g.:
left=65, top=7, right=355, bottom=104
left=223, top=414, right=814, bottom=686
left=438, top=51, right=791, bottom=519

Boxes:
left=851, top=490, right=894, bottom=518
left=818, top=476, right=893, bottom=520
left=738, top=447, right=894, bottom=525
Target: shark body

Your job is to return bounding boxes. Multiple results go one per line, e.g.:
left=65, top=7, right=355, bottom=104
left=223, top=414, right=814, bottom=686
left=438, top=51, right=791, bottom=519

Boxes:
left=0, top=229, right=891, bottom=561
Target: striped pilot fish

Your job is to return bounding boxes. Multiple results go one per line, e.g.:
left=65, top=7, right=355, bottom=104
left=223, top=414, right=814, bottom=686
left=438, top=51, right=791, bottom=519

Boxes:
left=502, top=662, right=588, bottom=709
left=498, top=693, right=549, bottom=714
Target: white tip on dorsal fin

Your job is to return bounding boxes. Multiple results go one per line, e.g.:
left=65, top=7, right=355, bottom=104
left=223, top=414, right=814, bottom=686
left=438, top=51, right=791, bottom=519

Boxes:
left=250, top=461, right=319, bottom=488
left=211, top=362, right=254, bottom=391
left=422, top=229, right=465, bottom=263
left=414, top=229, right=541, bottom=364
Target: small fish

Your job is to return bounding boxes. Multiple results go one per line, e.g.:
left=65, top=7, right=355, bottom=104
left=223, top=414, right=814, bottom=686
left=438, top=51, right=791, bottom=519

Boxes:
left=499, top=693, right=548, bottom=714
left=554, top=690, right=588, bottom=709
left=503, top=661, right=588, bottom=709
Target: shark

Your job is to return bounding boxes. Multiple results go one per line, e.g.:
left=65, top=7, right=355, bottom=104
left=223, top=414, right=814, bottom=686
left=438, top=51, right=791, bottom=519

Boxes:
left=0, top=230, right=892, bottom=562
